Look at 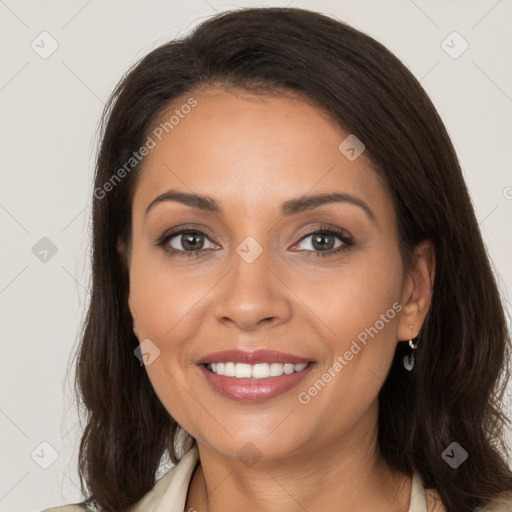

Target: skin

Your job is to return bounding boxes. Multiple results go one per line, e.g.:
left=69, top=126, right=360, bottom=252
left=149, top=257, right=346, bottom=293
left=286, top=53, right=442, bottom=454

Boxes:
left=121, top=88, right=435, bottom=512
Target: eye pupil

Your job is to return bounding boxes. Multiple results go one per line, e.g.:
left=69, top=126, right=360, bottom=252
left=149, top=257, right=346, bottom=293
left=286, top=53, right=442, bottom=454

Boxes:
left=182, top=233, right=203, bottom=250
left=312, top=233, right=335, bottom=251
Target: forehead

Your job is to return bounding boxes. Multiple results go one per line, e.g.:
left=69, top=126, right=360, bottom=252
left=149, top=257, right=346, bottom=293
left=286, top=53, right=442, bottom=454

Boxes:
left=132, top=89, right=392, bottom=222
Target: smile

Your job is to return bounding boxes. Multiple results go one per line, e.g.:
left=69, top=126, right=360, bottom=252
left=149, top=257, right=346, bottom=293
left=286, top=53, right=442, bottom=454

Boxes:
left=198, top=355, right=315, bottom=402
left=206, top=362, right=309, bottom=379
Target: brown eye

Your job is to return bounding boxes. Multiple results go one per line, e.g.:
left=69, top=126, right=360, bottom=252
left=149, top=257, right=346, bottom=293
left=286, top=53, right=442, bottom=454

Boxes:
left=174, top=232, right=206, bottom=251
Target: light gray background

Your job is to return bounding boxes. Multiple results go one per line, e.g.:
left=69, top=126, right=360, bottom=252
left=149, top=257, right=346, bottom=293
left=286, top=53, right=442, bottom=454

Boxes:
left=0, top=1, right=511, bottom=510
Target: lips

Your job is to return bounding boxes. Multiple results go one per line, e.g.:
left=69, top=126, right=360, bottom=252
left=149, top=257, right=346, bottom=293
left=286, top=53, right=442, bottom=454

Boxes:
left=196, top=349, right=311, bottom=365
left=196, top=349, right=315, bottom=402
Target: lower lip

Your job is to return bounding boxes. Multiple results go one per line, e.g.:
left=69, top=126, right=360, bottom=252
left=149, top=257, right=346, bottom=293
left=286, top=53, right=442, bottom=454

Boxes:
left=198, top=363, right=315, bottom=402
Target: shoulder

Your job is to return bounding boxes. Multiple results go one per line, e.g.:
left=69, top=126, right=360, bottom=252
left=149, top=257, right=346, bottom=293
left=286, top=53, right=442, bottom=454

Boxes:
left=474, top=491, right=512, bottom=512
left=131, top=445, right=200, bottom=511
left=39, top=505, right=88, bottom=512
left=425, top=488, right=447, bottom=511
left=425, top=488, right=512, bottom=512
left=41, top=447, right=200, bottom=512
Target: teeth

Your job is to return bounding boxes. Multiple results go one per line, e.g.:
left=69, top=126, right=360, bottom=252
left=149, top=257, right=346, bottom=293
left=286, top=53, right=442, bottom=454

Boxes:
left=224, top=362, right=235, bottom=377
left=207, top=361, right=309, bottom=379
left=234, top=363, right=252, bottom=378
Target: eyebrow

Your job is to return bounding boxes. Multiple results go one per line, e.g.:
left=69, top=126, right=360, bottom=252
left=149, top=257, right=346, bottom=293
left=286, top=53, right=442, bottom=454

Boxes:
left=144, top=189, right=376, bottom=222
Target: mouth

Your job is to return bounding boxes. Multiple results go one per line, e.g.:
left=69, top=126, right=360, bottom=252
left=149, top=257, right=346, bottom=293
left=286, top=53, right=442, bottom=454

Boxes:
left=205, top=361, right=310, bottom=379
left=196, top=349, right=316, bottom=402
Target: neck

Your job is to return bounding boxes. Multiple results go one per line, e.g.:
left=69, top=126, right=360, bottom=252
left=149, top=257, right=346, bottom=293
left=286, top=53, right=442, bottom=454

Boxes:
left=185, top=404, right=412, bottom=512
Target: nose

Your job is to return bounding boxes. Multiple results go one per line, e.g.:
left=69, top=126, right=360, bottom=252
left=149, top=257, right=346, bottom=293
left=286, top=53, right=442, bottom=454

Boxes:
left=214, top=248, right=293, bottom=331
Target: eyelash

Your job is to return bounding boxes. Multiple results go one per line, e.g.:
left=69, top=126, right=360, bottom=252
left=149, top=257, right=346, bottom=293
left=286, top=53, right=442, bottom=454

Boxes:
left=154, top=225, right=354, bottom=259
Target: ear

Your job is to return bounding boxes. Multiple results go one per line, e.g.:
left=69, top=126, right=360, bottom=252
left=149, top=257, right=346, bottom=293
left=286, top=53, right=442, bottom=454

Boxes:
left=397, top=239, right=436, bottom=341
left=117, top=238, right=139, bottom=338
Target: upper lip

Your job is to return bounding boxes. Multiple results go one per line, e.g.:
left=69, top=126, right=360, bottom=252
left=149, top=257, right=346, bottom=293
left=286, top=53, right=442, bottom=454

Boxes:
left=196, top=349, right=313, bottom=365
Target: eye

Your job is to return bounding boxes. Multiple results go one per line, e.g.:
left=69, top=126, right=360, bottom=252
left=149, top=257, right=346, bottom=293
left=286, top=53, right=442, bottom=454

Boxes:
left=154, top=225, right=353, bottom=258
left=155, top=228, right=218, bottom=257
left=290, top=227, right=353, bottom=257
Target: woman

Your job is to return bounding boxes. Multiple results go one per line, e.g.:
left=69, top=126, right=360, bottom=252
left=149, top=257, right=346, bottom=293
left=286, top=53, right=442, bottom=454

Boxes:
left=43, top=6, right=512, bottom=512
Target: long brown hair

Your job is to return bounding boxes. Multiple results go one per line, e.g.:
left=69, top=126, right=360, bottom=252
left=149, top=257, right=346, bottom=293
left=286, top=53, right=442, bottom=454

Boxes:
left=73, top=7, right=512, bottom=511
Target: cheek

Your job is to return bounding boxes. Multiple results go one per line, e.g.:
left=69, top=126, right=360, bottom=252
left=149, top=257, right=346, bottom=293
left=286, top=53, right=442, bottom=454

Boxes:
left=128, top=248, right=204, bottom=342
left=294, top=246, right=403, bottom=403
left=128, top=252, right=204, bottom=430
left=292, top=247, right=403, bottom=349
left=293, top=256, right=403, bottom=439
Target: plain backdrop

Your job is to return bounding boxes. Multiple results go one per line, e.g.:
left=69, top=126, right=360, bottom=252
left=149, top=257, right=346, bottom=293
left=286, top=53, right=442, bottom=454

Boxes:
left=0, top=1, right=511, bottom=510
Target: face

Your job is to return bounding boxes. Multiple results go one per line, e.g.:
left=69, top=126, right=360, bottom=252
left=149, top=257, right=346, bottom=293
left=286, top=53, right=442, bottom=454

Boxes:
left=124, top=88, right=412, bottom=462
